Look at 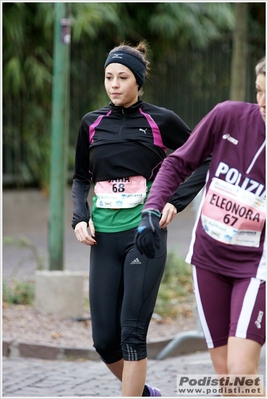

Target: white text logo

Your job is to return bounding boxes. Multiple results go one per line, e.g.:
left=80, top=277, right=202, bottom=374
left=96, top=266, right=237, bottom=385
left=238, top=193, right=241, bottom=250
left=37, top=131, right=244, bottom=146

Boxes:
left=222, top=133, right=239, bottom=145
left=130, top=258, right=142, bottom=265
left=255, top=311, right=264, bottom=329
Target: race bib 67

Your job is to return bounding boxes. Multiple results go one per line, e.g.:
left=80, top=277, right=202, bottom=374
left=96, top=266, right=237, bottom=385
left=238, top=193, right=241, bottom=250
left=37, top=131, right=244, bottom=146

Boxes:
left=201, top=178, right=266, bottom=247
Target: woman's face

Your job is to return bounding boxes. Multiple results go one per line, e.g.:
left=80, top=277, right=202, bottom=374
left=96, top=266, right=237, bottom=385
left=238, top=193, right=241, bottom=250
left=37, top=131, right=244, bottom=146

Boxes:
left=255, top=73, right=266, bottom=122
left=104, top=63, right=139, bottom=108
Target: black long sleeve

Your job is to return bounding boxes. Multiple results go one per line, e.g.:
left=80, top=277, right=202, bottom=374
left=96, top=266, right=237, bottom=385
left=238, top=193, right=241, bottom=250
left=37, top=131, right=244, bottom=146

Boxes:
left=71, top=179, right=91, bottom=229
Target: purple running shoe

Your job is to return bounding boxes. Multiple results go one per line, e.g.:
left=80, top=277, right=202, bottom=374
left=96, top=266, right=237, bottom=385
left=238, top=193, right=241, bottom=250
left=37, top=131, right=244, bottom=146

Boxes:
left=146, top=384, right=161, bottom=396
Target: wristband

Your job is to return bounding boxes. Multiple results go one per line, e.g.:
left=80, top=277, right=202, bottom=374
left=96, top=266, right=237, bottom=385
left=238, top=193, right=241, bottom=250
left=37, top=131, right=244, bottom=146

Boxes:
left=142, top=209, right=161, bottom=218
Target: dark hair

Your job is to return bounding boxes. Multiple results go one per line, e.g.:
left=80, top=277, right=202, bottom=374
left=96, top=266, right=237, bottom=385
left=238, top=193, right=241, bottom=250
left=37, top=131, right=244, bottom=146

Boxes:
left=108, top=41, right=151, bottom=80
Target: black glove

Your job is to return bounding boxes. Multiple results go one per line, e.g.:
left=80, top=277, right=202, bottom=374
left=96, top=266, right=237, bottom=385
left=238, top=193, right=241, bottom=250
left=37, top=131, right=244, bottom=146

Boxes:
left=135, top=209, right=162, bottom=259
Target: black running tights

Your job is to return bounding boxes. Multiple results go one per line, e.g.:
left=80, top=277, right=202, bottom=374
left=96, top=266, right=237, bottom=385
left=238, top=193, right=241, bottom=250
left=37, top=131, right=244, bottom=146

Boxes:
left=89, top=227, right=167, bottom=364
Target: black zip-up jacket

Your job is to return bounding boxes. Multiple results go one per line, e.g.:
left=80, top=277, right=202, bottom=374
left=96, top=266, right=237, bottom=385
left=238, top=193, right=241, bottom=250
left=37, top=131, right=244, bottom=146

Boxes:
left=72, top=99, right=210, bottom=228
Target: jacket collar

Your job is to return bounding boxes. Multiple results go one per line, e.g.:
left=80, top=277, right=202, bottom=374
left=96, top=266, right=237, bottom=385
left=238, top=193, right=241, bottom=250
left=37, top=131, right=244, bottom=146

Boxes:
left=109, top=99, right=143, bottom=114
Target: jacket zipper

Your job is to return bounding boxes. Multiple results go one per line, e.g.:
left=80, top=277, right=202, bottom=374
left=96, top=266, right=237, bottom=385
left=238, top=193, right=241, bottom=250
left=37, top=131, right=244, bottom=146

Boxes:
left=118, top=109, right=125, bottom=137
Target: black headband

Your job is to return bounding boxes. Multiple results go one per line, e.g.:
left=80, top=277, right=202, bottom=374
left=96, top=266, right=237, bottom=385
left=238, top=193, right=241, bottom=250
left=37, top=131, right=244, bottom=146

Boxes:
left=104, top=51, right=146, bottom=88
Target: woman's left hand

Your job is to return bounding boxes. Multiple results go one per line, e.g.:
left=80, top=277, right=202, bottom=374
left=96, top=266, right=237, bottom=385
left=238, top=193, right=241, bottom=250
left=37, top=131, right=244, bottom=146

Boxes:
left=159, top=203, right=177, bottom=229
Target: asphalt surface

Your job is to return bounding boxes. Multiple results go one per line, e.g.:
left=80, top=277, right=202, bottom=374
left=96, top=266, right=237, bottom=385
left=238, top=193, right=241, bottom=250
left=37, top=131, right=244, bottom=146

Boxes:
left=2, top=188, right=267, bottom=397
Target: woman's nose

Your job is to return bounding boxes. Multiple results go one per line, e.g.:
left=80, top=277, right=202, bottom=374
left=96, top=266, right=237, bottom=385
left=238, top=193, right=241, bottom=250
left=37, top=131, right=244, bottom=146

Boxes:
left=112, top=79, right=119, bottom=87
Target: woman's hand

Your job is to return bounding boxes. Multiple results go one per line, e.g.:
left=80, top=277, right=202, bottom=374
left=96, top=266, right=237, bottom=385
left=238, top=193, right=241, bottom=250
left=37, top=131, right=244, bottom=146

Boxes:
left=159, top=203, right=177, bottom=229
left=74, top=219, right=97, bottom=246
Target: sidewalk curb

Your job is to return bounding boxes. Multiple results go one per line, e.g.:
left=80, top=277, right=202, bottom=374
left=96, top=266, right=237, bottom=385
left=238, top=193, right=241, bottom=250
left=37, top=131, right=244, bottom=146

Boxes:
left=3, top=335, right=207, bottom=361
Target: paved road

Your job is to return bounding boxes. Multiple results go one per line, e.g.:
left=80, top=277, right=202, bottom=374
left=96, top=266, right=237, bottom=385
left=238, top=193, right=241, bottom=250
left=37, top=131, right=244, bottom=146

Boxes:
left=2, top=345, right=266, bottom=397
left=2, top=352, right=214, bottom=397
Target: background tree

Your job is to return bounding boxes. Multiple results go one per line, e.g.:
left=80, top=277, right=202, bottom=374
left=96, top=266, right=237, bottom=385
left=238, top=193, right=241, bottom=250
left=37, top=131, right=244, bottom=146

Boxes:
left=230, top=3, right=248, bottom=101
left=3, top=2, right=265, bottom=190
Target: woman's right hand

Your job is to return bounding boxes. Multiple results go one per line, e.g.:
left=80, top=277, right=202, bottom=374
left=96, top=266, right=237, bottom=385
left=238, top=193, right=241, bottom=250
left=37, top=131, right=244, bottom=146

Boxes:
left=74, top=219, right=97, bottom=246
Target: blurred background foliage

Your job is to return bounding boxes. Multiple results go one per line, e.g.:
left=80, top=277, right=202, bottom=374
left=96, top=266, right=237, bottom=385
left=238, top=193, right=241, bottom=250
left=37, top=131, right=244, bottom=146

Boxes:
left=3, top=2, right=265, bottom=191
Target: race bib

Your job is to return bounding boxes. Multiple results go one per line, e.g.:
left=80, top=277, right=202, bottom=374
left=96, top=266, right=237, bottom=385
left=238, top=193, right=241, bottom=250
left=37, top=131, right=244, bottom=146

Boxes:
left=201, top=178, right=266, bottom=247
left=94, top=176, right=147, bottom=209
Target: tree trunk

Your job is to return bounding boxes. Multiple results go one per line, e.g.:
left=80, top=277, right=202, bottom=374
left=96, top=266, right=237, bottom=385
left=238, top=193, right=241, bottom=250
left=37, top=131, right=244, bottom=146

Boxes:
left=229, top=3, right=248, bottom=101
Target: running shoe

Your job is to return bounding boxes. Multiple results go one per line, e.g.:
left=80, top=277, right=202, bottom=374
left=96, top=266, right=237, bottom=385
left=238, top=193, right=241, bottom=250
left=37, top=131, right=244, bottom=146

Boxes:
left=146, top=384, right=161, bottom=396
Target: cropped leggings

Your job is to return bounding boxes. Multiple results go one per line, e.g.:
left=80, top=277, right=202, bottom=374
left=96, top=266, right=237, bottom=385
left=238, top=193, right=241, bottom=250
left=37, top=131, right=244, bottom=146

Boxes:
left=89, top=227, right=167, bottom=364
